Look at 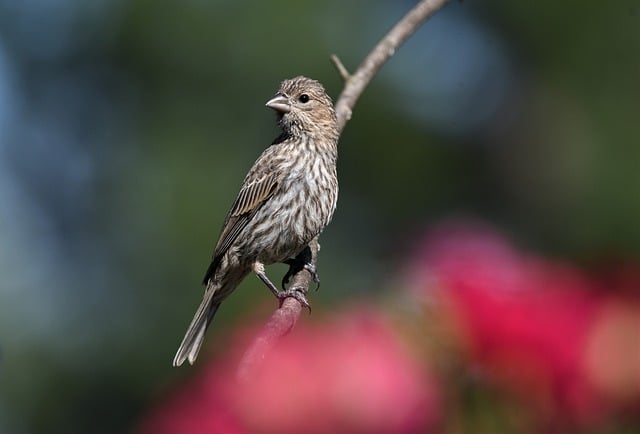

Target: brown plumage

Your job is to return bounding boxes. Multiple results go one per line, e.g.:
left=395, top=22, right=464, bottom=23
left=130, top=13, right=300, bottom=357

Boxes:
left=173, top=76, right=339, bottom=367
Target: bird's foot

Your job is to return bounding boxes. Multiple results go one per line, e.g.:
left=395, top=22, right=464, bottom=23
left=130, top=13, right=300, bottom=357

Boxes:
left=305, top=263, right=321, bottom=290
left=282, top=248, right=320, bottom=291
left=253, top=261, right=312, bottom=313
left=276, top=287, right=311, bottom=313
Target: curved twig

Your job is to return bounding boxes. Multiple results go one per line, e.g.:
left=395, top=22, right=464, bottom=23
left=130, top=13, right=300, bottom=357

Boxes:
left=333, top=0, right=450, bottom=133
left=236, top=0, right=450, bottom=383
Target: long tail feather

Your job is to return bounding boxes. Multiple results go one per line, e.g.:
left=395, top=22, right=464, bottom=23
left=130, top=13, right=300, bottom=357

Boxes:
left=172, top=287, right=221, bottom=367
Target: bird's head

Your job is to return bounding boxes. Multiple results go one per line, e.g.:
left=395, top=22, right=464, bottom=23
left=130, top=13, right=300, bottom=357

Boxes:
left=266, top=76, right=337, bottom=139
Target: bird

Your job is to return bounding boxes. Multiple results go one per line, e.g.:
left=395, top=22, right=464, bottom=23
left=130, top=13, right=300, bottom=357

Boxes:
left=172, top=76, right=339, bottom=367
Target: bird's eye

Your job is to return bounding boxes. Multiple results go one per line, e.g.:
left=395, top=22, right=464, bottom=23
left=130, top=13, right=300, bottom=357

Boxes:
left=298, top=94, right=310, bottom=103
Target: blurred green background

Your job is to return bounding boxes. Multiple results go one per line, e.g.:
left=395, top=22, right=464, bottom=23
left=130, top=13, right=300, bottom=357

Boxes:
left=0, top=0, right=638, bottom=433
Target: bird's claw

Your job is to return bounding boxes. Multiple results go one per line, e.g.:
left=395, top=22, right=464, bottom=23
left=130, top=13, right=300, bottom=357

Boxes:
left=276, top=287, right=311, bottom=313
left=304, top=263, right=321, bottom=291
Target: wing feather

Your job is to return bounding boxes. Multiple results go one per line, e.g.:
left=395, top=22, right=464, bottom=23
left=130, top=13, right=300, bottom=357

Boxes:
left=202, top=173, right=278, bottom=283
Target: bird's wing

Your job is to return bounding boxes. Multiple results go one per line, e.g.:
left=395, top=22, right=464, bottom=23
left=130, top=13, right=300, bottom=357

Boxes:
left=203, top=172, right=279, bottom=283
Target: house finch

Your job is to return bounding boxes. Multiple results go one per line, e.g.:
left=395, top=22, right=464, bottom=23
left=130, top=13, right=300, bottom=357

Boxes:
left=173, top=76, right=339, bottom=367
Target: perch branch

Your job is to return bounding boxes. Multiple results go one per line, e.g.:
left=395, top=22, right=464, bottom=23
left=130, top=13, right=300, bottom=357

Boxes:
left=236, top=238, right=318, bottom=381
left=236, top=0, right=450, bottom=383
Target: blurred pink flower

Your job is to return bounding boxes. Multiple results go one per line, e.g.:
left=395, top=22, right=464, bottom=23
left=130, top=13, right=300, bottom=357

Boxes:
left=138, top=310, right=439, bottom=434
left=410, top=220, right=640, bottom=426
left=584, top=297, right=640, bottom=407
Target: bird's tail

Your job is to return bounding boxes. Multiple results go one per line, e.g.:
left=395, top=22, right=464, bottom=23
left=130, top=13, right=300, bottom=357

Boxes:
left=172, top=284, right=221, bottom=367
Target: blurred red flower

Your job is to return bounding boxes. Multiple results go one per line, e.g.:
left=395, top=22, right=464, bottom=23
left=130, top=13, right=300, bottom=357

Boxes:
left=411, top=221, right=640, bottom=426
left=139, top=310, right=440, bottom=434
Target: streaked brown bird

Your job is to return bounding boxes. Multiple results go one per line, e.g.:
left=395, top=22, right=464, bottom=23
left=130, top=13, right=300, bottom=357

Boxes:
left=173, top=76, right=339, bottom=367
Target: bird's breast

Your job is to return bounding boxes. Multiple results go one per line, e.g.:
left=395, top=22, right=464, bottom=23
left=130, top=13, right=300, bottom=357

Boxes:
left=247, top=137, right=337, bottom=264
left=259, top=158, right=336, bottom=261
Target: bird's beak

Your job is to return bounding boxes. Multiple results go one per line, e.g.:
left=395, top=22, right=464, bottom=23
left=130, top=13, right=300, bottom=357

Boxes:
left=265, top=94, right=291, bottom=113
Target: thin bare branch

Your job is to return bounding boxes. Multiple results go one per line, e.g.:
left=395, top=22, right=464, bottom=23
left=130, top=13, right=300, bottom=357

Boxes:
left=330, top=54, right=351, bottom=81
left=236, top=0, right=449, bottom=383
left=334, top=0, right=449, bottom=133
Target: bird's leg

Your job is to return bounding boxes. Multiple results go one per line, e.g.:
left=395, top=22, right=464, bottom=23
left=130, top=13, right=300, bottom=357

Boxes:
left=281, top=245, right=320, bottom=291
left=253, top=261, right=310, bottom=310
